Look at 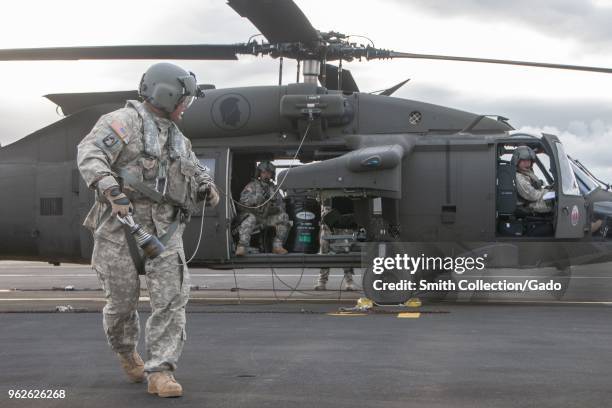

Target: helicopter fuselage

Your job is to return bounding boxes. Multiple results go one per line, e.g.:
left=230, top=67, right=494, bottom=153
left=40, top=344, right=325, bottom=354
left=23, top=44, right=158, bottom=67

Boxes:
left=0, top=84, right=610, bottom=271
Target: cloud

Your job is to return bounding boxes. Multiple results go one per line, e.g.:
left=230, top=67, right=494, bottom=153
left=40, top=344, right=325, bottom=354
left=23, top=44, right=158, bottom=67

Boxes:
left=406, top=0, right=612, bottom=51
left=398, top=82, right=612, bottom=129
left=517, top=122, right=612, bottom=183
left=391, top=83, right=612, bottom=180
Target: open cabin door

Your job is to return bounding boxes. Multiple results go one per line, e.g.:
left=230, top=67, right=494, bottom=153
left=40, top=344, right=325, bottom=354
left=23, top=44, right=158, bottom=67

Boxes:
left=185, top=147, right=231, bottom=262
left=542, top=134, right=587, bottom=238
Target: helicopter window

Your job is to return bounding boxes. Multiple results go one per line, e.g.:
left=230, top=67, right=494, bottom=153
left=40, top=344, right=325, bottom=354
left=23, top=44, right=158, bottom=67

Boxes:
left=570, top=157, right=609, bottom=191
left=496, top=143, right=555, bottom=238
left=533, top=153, right=553, bottom=187
left=555, top=142, right=581, bottom=196
left=570, top=160, right=598, bottom=195
left=575, top=174, right=591, bottom=196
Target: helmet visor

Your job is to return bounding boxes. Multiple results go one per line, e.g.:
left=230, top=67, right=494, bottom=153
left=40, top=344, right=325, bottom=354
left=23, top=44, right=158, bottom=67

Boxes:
left=178, top=73, right=198, bottom=95
left=176, top=72, right=203, bottom=110
left=179, top=95, right=196, bottom=110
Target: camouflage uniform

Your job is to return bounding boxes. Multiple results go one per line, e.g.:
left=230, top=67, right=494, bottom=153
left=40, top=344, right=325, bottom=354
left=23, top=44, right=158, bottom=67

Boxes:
left=516, top=169, right=553, bottom=213
left=237, top=178, right=290, bottom=249
left=77, top=100, right=215, bottom=373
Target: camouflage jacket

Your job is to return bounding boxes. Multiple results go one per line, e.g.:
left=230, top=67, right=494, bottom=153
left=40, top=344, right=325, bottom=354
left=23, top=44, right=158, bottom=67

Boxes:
left=516, top=169, right=552, bottom=212
left=77, top=100, right=215, bottom=246
left=239, top=178, right=285, bottom=217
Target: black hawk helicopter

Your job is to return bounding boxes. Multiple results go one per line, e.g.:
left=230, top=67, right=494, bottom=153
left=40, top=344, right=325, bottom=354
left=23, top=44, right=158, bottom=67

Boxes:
left=1, top=0, right=612, bottom=302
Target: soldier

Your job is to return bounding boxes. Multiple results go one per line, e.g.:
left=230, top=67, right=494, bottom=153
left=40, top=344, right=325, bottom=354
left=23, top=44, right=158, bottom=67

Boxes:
left=315, top=201, right=356, bottom=291
left=512, top=146, right=553, bottom=213
left=77, top=62, right=219, bottom=398
left=235, top=161, right=290, bottom=256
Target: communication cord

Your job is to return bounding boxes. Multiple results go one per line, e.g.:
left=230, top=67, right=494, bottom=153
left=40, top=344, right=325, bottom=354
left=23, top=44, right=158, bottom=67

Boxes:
left=214, top=121, right=312, bottom=210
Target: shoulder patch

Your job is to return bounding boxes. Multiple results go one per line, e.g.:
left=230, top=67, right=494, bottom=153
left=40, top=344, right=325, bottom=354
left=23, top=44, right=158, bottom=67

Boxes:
left=103, top=134, right=118, bottom=148
left=94, top=132, right=123, bottom=154
left=110, top=120, right=130, bottom=144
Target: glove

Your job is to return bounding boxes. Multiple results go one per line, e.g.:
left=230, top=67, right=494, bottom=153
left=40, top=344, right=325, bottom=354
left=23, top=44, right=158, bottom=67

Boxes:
left=103, top=186, right=132, bottom=217
left=198, top=183, right=220, bottom=208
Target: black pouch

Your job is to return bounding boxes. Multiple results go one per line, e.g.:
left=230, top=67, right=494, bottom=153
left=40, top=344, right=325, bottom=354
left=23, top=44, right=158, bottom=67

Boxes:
left=525, top=221, right=554, bottom=237
left=498, top=220, right=523, bottom=236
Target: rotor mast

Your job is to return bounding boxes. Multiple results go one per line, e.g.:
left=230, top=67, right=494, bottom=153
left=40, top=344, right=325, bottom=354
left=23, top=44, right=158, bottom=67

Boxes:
left=302, top=60, right=321, bottom=85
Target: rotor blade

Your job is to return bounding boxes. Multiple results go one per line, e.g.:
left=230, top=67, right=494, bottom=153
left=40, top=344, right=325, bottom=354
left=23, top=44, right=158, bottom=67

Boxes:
left=227, top=0, right=321, bottom=44
left=379, top=78, right=410, bottom=96
left=320, top=64, right=359, bottom=93
left=388, top=51, right=612, bottom=74
left=0, top=44, right=242, bottom=61
left=46, top=85, right=216, bottom=116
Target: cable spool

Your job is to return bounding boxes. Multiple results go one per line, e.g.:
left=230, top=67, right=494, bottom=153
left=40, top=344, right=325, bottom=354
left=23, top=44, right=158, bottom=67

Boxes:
left=286, top=197, right=321, bottom=254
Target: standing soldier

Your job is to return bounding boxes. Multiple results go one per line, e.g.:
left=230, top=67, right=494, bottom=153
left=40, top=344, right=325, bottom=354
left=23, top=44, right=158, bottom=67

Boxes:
left=315, top=201, right=357, bottom=291
left=77, top=62, right=219, bottom=398
left=235, top=161, right=290, bottom=256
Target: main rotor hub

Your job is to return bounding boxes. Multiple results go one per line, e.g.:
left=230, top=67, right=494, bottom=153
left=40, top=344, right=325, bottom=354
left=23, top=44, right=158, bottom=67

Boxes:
left=245, top=32, right=393, bottom=63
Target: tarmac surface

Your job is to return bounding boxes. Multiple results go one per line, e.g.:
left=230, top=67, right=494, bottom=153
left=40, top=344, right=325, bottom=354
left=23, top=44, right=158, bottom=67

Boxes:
left=1, top=261, right=612, bottom=407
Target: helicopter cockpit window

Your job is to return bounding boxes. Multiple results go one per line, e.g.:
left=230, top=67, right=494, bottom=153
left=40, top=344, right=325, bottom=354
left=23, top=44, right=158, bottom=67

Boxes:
left=496, top=142, right=556, bottom=237
left=570, top=160, right=598, bottom=195
left=555, top=142, right=580, bottom=196
left=532, top=152, right=553, bottom=187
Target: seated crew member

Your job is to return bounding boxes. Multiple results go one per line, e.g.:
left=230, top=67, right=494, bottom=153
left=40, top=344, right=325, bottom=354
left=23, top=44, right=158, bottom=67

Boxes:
left=512, top=146, right=553, bottom=213
left=235, top=161, right=290, bottom=256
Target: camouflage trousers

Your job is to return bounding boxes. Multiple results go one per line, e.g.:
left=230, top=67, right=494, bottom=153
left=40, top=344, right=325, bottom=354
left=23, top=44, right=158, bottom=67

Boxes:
left=524, top=199, right=553, bottom=214
left=237, top=211, right=290, bottom=247
left=317, top=267, right=354, bottom=284
left=318, top=225, right=354, bottom=282
left=92, top=236, right=190, bottom=373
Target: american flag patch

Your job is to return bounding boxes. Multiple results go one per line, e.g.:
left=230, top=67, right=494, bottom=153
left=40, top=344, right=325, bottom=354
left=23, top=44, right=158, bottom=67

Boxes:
left=110, top=120, right=130, bottom=144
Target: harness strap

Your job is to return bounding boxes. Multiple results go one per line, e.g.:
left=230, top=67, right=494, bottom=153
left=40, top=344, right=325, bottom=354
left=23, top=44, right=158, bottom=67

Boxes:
left=159, top=218, right=181, bottom=246
left=118, top=168, right=164, bottom=203
left=116, top=169, right=185, bottom=273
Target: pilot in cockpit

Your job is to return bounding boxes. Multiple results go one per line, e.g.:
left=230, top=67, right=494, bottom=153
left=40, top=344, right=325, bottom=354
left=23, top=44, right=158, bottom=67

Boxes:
left=512, top=146, right=554, bottom=213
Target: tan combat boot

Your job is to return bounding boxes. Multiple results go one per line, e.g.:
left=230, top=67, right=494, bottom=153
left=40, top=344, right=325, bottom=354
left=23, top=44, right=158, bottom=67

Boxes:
left=344, top=273, right=357, bottom=291
left=235, top=245, right=246, bottom=256
left=315, top=269, right=329, bottom=290
left=117, top=351, right=145, bottom=383
left=272, top=246, right=288, bottom=255
left=147, top=371, right=183, bottom=398
left=314, top=280, right=327, bottom=290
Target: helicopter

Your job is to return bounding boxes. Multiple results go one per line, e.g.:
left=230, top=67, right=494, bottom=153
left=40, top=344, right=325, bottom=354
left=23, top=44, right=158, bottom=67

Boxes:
left=1, top=0, right=612, bottom=303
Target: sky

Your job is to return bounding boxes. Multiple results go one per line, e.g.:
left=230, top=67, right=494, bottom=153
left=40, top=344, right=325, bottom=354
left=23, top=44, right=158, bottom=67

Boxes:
left=1, top=0, right=612, bottom=180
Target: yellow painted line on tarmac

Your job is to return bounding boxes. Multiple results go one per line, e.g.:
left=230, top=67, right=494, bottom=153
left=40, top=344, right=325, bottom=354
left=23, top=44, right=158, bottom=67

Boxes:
left=397, top=312, right=421, bottom=319
left=327, top=312, right=368, bottom=317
